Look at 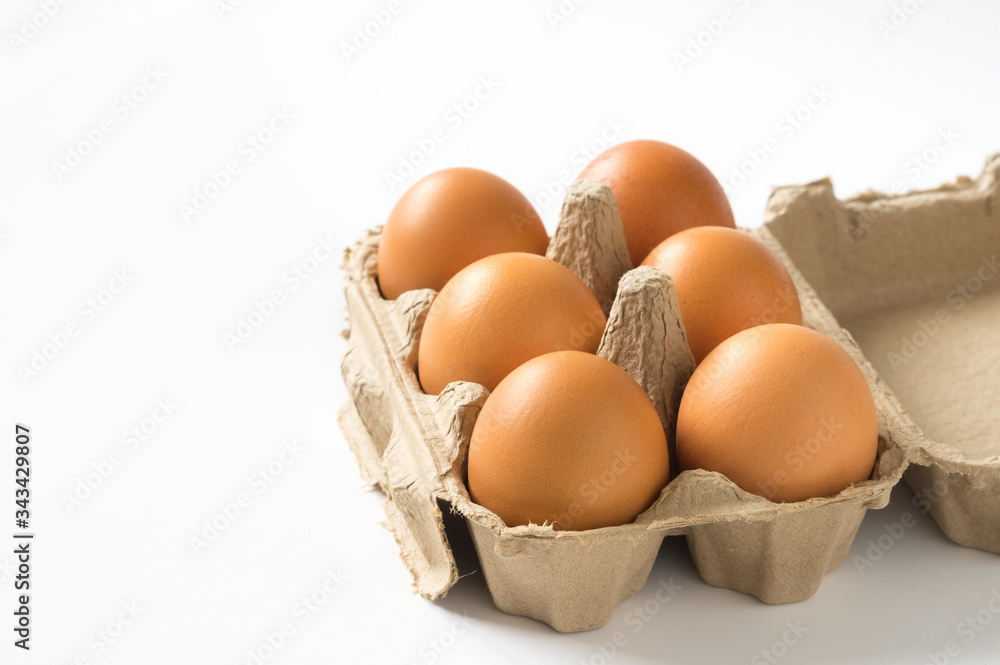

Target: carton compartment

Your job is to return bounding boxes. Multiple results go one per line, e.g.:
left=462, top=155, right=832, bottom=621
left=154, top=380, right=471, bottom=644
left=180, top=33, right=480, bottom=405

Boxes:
left=842, top=283, right=1000, bottom=461
left=685, top=499, right=866, bottom=604
left=340, top=179, right=912, bottom=632
left=764, top=154, right=1000, bottom=554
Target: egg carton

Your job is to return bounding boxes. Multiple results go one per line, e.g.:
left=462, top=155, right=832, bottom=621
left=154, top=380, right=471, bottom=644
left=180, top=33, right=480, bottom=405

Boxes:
left=765, top=153, right=1000, bottom=555
left=338, top=177, right=922, bottom=632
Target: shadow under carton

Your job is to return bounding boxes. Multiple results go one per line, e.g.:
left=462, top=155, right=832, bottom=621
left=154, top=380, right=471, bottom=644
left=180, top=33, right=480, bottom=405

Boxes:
left=339, top=178, right=918, bottom=632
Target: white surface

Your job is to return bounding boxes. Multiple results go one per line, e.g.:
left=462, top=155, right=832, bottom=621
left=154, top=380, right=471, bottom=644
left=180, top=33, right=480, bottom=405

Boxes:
left=2, top=1, right=999, bottom=663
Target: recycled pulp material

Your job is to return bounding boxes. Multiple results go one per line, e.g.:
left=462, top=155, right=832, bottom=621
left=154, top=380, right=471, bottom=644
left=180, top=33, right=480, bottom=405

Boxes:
left=764, top=154, right=1000, bottom=555
left=339, top=180, right=910, bottom=633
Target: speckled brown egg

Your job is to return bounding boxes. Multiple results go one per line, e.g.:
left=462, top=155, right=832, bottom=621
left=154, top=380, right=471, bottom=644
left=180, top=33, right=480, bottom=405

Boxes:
left=676, top=323, right=879, bottom=503
left=377, top=168, right=549, bottom=300
left=468, top=351, right=669, bottom=530
left=642, top=226, right=802, bottom=363
left=418, top=253, right=606, bottom=395
left=578, top=140, right=735, bottom=266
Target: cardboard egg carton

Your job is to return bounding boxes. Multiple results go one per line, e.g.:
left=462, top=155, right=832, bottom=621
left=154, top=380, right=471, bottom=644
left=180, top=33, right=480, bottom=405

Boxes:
left=764, top=153, right=1000, bottom=555
left=338, top=177, right=924, bottom=632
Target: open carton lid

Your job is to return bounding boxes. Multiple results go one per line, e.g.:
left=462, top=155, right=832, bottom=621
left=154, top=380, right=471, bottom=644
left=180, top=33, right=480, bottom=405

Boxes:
left=338, top=158, right=1000, bottom=630
left=764, top=153, right=1000, bottom=554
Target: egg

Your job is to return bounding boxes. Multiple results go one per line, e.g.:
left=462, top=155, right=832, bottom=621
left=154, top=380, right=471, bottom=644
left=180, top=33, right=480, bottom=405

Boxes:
left=377, top=168, right=549, bottom=300
left=578, top=140, right=735, bottom=266
left=468, top=351, right=669, bottom=530
left=676, top=323, right=878, bottom=503
left=641, top=226, right=802, bottom=363
left=418, top=253, right=606, bottom=395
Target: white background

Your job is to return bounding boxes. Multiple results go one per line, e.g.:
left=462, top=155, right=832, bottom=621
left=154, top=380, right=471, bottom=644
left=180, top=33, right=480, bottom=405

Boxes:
left=2, top=0, right=999, bottom=663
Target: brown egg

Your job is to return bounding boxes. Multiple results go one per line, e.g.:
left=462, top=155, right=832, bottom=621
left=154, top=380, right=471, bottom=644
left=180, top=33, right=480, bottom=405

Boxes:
left=676, top=324, right=878, bottom=503
left=578, top=140, right=735, bottom=266
left=377, top=168, right=549, bottom=300
left=418, top=253, right=606, bottom=395
left=468, top=351, right=669, bottom=530
left=642, top=226, right=802, bottom=363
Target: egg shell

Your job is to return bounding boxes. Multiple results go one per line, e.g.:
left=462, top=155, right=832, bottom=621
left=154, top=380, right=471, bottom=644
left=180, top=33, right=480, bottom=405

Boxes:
left=377, top=168, right=549, bottom=300
left=642, top=226, right=803, bottom=363
left=677, top=323, right=879, bottom=503
left=578, top=140, right=735, bottom=266
left=468, top=351, right=670, bottom=531
left=339, top=176, right=922, bottom=632
left=418, top=252, right=607, bottom=395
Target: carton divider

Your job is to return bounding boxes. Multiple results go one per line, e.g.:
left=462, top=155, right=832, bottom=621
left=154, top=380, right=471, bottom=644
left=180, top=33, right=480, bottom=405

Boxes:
left=337, top=162, right=1000, bottom=629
